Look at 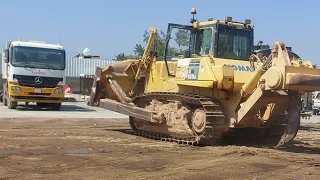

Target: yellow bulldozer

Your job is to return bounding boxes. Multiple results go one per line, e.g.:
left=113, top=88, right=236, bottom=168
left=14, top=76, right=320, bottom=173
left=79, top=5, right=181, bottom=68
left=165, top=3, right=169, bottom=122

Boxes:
left=88, top=8, right=320, bottom=148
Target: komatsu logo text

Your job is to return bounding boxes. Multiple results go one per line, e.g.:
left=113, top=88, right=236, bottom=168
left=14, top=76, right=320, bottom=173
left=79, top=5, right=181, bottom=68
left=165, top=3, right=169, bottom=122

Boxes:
left=224, top=64, right=253, bottom=72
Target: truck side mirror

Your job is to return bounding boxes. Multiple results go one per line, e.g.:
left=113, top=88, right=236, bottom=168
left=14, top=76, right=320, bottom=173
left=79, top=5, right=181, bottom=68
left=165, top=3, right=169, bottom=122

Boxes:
left=2, top=49, right=9, bottom=63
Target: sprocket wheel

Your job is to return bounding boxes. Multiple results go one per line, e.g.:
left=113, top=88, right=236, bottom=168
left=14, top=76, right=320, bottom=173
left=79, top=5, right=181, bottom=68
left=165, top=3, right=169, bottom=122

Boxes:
left=191, top=108, right=206, bottom=135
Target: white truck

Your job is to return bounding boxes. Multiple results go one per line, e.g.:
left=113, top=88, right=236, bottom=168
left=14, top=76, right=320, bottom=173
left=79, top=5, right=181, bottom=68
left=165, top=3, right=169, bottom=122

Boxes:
left=312, top=91, right=320, bottom=115
left=1, top=39, right=66, bottom=110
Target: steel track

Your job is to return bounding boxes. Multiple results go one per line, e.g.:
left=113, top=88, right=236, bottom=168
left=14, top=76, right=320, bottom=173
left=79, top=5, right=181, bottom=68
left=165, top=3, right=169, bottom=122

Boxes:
left=129, top=92, right=229, bottom=146
left=128, top=92, right=290, bottom=147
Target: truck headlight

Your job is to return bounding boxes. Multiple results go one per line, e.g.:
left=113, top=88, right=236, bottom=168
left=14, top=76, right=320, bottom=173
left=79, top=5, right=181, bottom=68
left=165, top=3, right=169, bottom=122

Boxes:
left=11, top=86, right=21, bottom=92
left=57, top=81, right=64, bottom=85
left=54, top=88, right=63, bottom=94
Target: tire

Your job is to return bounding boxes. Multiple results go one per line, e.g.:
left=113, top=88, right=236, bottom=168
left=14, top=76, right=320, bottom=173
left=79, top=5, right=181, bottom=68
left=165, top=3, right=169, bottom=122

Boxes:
left=313, top=110, right=319, bottom=115
left=51, top=103, right=61, bottom=110
left=7, top=99, right=17, bottom=109
left=2, top=93, right=7, bottom=106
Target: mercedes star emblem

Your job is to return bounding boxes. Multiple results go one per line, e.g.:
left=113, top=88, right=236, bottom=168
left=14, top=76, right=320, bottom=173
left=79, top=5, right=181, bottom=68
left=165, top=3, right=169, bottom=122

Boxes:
left=35, top=77, right=42, bottom=84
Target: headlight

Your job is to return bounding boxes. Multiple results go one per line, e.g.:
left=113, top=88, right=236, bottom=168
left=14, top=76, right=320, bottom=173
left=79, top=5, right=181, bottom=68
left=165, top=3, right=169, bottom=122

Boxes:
left=9, top=78, right=19, bottom=85
left=54, top=88, right=63, bottom=94
left=57, top=81, right=64, bottom=85
left=11, top=86, right=21, bottom=92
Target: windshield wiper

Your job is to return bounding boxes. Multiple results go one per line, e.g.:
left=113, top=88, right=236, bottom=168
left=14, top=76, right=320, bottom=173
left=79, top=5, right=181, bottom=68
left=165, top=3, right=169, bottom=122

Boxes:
left=44, top=64, right=60, bottom=69
left=25, top=63, right=36, bottom=68
left=36, top=64, right=61, bottom=69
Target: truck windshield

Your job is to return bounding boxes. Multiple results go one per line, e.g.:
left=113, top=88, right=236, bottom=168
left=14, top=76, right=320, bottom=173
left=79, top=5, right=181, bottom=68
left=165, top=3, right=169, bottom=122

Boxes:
left=216, top=26, right=251, bottom=60
left=12, top=46, right=65, bottom=70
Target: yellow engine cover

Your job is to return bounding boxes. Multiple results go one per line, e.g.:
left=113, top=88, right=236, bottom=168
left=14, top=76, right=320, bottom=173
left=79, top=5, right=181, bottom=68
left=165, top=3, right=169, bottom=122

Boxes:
left=144, top=56, right=256, bottom=99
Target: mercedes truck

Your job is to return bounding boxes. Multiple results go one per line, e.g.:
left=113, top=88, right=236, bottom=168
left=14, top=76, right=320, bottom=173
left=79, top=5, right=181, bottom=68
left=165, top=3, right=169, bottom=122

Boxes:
left=1, top=39, right=66, bottom=110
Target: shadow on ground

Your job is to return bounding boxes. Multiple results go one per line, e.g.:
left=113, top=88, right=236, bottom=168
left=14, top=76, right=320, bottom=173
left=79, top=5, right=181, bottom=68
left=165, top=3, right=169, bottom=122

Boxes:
left=13, top=104, right=96, bottom=112
left=104, top=127, right=320, bottom=155
left=276, top=142, right=320, bottom=155
left=104, top=128, right=135, bottom=136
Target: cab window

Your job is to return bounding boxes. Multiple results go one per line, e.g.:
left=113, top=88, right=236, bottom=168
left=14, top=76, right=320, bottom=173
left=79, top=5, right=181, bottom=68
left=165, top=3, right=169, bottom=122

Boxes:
left=200, top=28, right=212, bottom=56
left=194, top=28, right=213, bottom=56
left=216, top=26, right=251, bottom=60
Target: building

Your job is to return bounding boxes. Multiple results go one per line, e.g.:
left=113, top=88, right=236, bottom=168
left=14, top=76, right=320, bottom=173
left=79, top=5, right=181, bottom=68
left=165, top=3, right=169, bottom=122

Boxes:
left=74, top=54, right=101, bottom=59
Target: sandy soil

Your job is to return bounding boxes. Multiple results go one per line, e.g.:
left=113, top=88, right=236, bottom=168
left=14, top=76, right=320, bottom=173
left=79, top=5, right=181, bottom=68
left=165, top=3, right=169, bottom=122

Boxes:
left=0, top=117, right=319, bottom=180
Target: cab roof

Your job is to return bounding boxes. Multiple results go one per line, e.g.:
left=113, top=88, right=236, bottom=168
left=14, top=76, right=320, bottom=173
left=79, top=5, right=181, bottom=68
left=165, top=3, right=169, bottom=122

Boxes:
left=10, top=40, right=64, bottom=50
left=196, top=20, right=254, bottom=29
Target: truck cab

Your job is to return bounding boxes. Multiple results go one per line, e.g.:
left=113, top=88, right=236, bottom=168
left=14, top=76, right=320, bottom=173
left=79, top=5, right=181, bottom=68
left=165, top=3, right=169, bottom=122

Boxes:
left=2, top=39, right=66, bottom=110
left=312, top=91, right=320, bottom=115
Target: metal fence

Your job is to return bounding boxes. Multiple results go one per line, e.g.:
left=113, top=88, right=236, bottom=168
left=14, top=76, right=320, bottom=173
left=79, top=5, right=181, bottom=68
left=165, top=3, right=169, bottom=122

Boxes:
left=65, top=58, right=116, bottom=77
left=79, top=74, right=95, bottom=95
left=0, top=57, right=117, bottom=77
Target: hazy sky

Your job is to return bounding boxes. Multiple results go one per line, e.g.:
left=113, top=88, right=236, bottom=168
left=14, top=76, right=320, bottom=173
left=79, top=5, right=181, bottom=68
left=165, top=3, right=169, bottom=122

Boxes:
left=1, top=0, right=319, bottom=64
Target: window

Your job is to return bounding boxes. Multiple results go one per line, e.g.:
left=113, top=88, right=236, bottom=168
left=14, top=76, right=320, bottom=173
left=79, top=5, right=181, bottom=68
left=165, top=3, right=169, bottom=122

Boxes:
left=194, top=28, right=213, bottom=56
left=166, top=28, right=192, bottom=60
left=12, top=46, right=66, bottom=70
left=200, top=28, right=212, bottom=56
left=217, top=26, right=251, bottom=60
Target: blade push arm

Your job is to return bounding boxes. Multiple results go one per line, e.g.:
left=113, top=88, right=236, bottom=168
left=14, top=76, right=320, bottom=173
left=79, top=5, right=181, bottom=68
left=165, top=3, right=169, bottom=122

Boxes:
left=134, top=27, right=158, bottom=81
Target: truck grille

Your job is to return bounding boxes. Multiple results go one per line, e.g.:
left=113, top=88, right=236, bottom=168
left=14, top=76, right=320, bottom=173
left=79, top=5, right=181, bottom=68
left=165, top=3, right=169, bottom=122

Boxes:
left=13, top=74, right=63, bottom=88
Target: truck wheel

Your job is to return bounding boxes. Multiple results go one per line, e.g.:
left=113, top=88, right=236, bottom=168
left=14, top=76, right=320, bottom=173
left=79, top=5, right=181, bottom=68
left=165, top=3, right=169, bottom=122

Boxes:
left=51, top=103, right=61, bottom=110
left=2, top=94, right=7, bottom=106
left=8, top=100, right=17, bottom=109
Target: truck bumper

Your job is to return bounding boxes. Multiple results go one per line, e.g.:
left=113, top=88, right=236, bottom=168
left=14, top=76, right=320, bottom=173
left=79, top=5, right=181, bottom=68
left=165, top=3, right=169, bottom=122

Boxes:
left=10, top=96, right=65, bottom=103
left=312, top=106, right=320, bottom=110
left=8, top=84, right=65, bottom=103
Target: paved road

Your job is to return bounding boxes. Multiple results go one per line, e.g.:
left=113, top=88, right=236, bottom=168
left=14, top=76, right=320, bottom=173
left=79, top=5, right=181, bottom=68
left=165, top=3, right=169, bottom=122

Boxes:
left=0, top=101, right=319, bottom=123
left=0, top=101, right=128, bottom=119
left=302, top=114, right=320, bottom=123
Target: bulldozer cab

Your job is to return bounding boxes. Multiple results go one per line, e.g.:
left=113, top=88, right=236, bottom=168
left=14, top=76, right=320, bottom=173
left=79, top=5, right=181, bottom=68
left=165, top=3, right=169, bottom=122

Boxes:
left=161, top=12, right=254, bottom=77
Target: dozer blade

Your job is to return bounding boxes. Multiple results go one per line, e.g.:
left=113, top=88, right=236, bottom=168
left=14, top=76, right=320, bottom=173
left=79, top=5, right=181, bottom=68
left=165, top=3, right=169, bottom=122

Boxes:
left=276, top=91, right=301, bottom=148
left=88, top=59, right=145, bottom=106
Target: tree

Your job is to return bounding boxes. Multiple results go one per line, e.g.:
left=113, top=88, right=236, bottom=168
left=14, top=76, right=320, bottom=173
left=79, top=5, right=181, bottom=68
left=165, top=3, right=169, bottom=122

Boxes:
left=115, top=53, right=127, bottom=61
left=122, top=28, right=188, bottom=60
left=141, top=29, right=168, bottom=57
left=114, top=53, right=135, bottom=61
left=174, top=29, right=189, bottom=48
left=133, top=44, right=145, bottom=58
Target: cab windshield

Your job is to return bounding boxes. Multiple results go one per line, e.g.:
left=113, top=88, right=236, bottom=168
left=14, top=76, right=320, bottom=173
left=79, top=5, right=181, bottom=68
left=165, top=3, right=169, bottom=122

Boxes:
left=11, top=46, right=66, bottom=70
left=216, top=26, right=251, bottom=60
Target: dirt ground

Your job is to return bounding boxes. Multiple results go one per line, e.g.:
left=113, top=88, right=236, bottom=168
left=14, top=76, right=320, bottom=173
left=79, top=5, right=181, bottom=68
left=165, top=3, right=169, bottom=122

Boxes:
left=0, top=117, right=319, bottom=180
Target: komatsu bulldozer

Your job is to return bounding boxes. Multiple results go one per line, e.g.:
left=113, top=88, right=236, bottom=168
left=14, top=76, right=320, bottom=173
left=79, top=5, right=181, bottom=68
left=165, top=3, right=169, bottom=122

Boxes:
left=89, top=8, right=320, bottom=148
